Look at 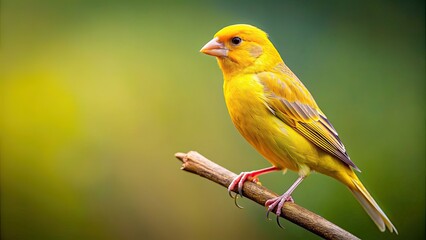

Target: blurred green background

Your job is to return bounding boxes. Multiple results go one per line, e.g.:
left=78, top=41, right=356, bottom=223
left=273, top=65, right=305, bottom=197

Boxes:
left=1, top=0, right=424, bottom=239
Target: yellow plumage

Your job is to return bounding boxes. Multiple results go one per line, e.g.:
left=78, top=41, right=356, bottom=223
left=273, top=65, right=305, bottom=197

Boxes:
left=200, top=24, right=397, bottom=233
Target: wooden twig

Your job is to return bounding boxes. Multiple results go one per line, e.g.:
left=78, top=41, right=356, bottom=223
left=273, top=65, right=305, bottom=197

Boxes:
left=175, top=151, right=360, bottom=240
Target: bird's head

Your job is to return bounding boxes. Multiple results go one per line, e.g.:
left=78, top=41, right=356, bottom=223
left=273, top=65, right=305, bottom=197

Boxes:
left=200, top=24, right=283, bottom=76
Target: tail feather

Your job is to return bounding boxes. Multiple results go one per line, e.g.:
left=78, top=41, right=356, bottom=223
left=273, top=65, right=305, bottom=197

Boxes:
left=350, top=178, right=398, bottom=234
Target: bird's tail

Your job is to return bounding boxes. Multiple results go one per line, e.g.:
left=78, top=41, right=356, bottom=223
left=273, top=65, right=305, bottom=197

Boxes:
left=349, top=176, right=398, bottom=234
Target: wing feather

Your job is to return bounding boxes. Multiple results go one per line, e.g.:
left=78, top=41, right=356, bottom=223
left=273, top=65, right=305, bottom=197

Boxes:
left=257, top=70, right=360, bottom=171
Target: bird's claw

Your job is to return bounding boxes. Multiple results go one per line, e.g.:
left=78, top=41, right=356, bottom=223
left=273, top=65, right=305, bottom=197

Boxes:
left=227, top=172, right=259, bottom=208
left=265, top=194, right=294, bottom=228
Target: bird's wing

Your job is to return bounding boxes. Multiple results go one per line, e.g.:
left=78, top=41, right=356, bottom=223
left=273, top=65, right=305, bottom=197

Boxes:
left=257, top=70, right=360, bottom=171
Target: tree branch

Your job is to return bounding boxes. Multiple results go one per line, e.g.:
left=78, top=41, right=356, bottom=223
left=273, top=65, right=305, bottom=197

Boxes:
left=175, top=151, right=360, bottom=240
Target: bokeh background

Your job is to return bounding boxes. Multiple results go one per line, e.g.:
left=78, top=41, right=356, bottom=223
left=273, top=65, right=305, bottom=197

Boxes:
left=1, top=0, right=424, bottom=239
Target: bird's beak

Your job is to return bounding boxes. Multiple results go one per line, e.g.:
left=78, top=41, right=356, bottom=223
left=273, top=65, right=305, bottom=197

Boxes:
left=200, top=37, right=228, bottom=57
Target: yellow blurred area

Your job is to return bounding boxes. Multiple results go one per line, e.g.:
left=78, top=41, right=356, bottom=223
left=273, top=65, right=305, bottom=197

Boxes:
left=1, top=1, right=424, bottom=239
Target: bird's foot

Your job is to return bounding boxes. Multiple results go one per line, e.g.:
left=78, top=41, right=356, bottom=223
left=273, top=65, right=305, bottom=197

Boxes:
left=265, top=193, right=294, bottom=228
left=228, top=171, right=260, bottom=196
left=227, top=171, right=260, bottom=208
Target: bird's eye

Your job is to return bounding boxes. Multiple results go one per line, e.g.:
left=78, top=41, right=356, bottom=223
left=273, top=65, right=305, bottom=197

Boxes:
left=231, top=37, right=242, bottom=45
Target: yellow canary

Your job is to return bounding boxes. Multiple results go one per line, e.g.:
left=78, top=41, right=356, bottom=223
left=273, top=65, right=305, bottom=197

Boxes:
left=200, top=24, right=397, bottom=233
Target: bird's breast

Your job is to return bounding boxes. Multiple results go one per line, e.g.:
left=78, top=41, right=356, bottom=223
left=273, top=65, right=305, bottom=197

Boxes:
left=223, top=75, right=267, bottom=137
left=223, top=74, right=300, bottom=170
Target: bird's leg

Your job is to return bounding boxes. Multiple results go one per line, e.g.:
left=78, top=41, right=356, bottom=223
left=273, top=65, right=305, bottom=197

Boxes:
left=265, top=175, right=305, bottom=227
left=228, top=166, right=279, bottom=198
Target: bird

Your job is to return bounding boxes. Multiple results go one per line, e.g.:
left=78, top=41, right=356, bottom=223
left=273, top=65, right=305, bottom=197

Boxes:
left=200, top=24, right=397, bottom=233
